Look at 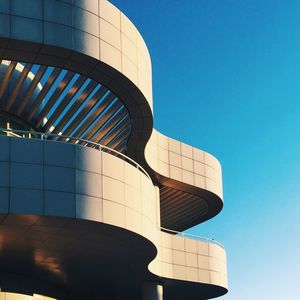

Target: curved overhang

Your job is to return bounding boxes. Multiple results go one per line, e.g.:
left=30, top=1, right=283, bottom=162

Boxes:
left=0, top=136, right=158, bottom=298
left=149, top=230, right=228, bottom=299
left=143, top=129, right=223, bottom=231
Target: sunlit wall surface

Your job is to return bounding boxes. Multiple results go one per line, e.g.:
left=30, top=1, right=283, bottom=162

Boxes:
left=0, top=1, right=227, bottom=299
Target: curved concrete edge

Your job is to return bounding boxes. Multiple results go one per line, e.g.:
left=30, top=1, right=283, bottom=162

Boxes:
left=146, top=130, right=223, bottom=199
left=0, top=136, right=159, bottom=247
left=139, top=129, right=224, bottom=229
left=149, top=231, right=228, bottom=293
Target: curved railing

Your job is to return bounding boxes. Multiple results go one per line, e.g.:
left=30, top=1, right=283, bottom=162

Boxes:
left=161, top=227, right=225, bottom=249
left=0, top=128, right=151, bottom=181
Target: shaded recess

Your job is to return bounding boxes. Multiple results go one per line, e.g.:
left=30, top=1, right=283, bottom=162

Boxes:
left=160, top=186, right=208, bottom=231
left=158, top=179, right=223, bottom=232
left=0, top=215, right=157, bottom=300
left=0, top=59, right=132, bottom=153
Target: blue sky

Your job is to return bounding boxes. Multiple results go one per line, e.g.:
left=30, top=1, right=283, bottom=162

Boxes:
left=111, top=1, right=300, bottom=299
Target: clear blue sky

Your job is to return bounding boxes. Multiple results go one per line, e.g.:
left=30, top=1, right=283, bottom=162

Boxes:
left=111, top=1, right=300, bottom=299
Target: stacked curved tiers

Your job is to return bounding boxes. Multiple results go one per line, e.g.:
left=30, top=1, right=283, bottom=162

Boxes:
left=0, top=1, right=227, bottom=299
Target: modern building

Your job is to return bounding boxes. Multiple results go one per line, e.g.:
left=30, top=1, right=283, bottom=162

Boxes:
left=0, top=1, right=228, bottom=299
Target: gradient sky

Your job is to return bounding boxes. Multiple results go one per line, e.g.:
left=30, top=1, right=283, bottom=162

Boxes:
left=111, top=1, right=300, bottom=299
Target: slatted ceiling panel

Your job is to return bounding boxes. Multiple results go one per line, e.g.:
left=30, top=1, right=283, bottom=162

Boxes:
left=0, top=61, right=17, bottom=100
left=80, top=99, right=121, bottom=142
left=36, top=71, right=75, bottom=128
left=162, top=207, right=210, bottom=231
left=161, top=187, right=187, bottom=200
left=61, top=85, right=108, bottom=138
left=91, top=108, right=128, bottom=143
left=162, top=206, right=208, bottom=231
left=161, top=196, right=200, bottom=219
left=163, top=200, right=208, bottom=224
left=16, top=65, right=47, bottom=116
left=50, top=81, right=90, bottom=131
left=107, top=125, right=131, bottom=150
left=68, top=95, right=114, bottom=143
left=27, top=68, right=61, bottom=121
left=161, top=193, right=197, bottom=211
left=161, top=192, right=195, bottom=209
left=160, top=186, right=209, bottom=231
left=45, top=73, right=80, bottom=120
left=100, top=115, right=130, bottom=145
left=5, top=63, right=33, bottom=111
left=115, top=139, right=127, bottom=153
left=164, top=212, right=207, bottom=232
left=161, top=191, right=206, bottom=215
left=42, top=75, right=87, bottom=132
left=50, top=81, right=98, bottom=136
left=0, top=60, right=131, bottom=153
left=106, top=122, right=130, bottom=149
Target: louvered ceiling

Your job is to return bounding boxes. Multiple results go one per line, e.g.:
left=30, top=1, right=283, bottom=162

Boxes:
left=160, top=186, right=209, bottom=231
left=0, top=60, right=132, bottom=153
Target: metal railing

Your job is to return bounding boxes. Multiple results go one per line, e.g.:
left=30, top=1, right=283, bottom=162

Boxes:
left=0, top=128, right=151, bottom=180
left=161, top=227, right=224, bottom=249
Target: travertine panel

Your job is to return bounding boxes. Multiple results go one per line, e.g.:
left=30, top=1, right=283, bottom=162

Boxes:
left=172, top=236, right=185, bottom=251
left=198, top=269, right=210, bottom=284
left=197, top=241, right=209, bottom=256
left=76, top=169, right=102, bottom=198
left=103, top=200, right=125, bottom=228
left=186, top=252, right=197, bottom=268
left=173, top=265, right=186, bottom=281
left=10, top=188, right=43, bottom=215
left=121, top=13, right=137, bottom=43
left=75, top=145, right=102, bottom=174
left=122, top=54, right=138, bottom=84
left=124, top=163, right=141, bottom=188
left=186, top=267, right=198, bottom=282
left=73, top=7, right=99, bottom=37
left=172, top=250, right=185, bottom=266
left=100, top=40, right=122, bottom=72
left=76, top=194, right=102, bottom=222
left=122, top=34, right=137, bottom=65
left=11, top=16, right=43, bottom=43
left=185, top=238, right=197, bottom=253
left=102, top=176, right=125, bottom=205
left=162, top=262, right=174, bottom=279
left=99, top=0, right=121, bottom=29
left=125, top=185, right=141, bottom=212
left=100, top=18, right=121, bottom=49
left=149, top=232, right=227, bottom=288
left=125, top=207, right=142, bottom=234
left=198, top=255, right=210, bottom=269
left=102, top=151, right=124, bottom=181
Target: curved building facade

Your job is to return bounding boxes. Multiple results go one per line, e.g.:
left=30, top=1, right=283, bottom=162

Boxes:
left=0, top=1, right=228, bottom=299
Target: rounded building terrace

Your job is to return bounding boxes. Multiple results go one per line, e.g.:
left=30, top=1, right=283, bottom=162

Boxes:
left=0, top=1, right=228, bottom=299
